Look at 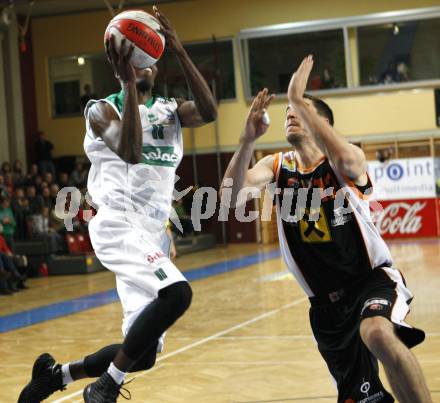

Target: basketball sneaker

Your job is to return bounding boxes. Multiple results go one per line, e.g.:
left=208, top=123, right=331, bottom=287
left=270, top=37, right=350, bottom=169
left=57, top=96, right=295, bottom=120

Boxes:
left=83, top=372, right=130, bottom=402
left=18, top=353, right=65, bottom=402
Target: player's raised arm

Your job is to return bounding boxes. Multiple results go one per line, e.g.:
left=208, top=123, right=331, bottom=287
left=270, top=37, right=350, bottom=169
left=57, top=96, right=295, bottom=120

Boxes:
left=221, top=89, right=275, bottom=207
left=153, top=6, right=217, bottom=128
left=287, top=55, right=367, bottom=186
left=88, top=36, right=143, bottom=164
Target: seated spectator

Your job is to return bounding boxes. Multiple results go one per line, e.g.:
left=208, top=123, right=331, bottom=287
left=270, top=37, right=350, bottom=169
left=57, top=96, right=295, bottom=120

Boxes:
left=26, top=185, right=43, bottom=216
left=41, top=187, right=52, bottom=208
left=33, top=207, right=66, bottom=254
left=34, top=175, right=44, bottom=192
left=11, top=188, right=29, bottom=240
left=71, top=163, right=88, bottom=189
left=12, top=159, right=25, bottom=186
left=50, top=184, right=60, bottom=207
left=44, top=172, right=54, bottom=186
left=58, top=172, right=71, bottom=188
left=25, top=163, right=39, bottom=186
left=0, top=175, right=8, bottom=198
left=0, top=232, right=28, bottom=292
left=0, top=196, right=16, bottom=248
left=1, top=161, right=11, bottom=176
left=4, top=172, right=14, bottom=195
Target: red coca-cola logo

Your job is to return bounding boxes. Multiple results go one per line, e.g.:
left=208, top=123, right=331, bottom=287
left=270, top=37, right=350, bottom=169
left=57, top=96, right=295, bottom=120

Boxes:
left=371, top=198, right=438, bottom=238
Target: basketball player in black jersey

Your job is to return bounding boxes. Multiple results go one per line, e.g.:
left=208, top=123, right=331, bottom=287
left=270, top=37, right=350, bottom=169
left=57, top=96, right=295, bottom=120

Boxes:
left=221, top=55, right=432, bottom=403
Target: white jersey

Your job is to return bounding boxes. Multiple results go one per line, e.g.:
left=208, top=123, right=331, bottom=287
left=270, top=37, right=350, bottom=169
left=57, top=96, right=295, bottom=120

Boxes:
left=84, top=91, right=183, bottom=233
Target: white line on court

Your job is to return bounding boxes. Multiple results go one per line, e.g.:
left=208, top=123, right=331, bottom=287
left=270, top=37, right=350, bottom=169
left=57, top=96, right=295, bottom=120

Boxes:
left=52, top=296, right=307, bottom=403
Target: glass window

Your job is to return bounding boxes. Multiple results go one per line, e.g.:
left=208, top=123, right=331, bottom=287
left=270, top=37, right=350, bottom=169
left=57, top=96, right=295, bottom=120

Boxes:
left=245, top=29, right=346, bottom=96
left=49, top=53, right=119, bottom=117
left=358, top=17, right=440, bottom=86
left=155, top=39, right=236, bottom=100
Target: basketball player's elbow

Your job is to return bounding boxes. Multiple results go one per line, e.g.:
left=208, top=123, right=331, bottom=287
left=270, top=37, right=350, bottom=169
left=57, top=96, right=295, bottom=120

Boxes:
left=335, top=151, right=364, bottom=177
left=201, top=106, right=217, bottom=123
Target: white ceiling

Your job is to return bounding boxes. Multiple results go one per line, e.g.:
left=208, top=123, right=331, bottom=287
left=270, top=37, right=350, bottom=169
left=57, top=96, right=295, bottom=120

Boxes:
left=0, top=0, right=183, bottom=18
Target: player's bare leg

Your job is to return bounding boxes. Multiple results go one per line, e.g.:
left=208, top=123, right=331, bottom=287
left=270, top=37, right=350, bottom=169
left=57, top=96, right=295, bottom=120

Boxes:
left=360, top=317, right=432, bottom=403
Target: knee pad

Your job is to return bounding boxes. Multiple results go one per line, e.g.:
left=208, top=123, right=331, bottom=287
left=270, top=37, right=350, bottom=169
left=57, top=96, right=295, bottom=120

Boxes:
left=159, top=281, right=192, bottom=315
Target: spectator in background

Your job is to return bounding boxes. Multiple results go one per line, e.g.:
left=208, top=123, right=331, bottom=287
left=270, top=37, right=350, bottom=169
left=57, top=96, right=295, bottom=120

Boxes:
left=58, top=172, right=71, bottom=188
left=80, top=84, right=97, bottom=110
left=26, top=185, right=43, bottom=216
left=44, top=172, right=54, bottom=187
left=0, top=175, right=8, bottom=198
left=49, top=184, right=60, bottom=207
left=321, top=68, right=336, bottom=89
left=41, top=187, right=52, bottom=209
left=0, top=197, right=16, bottom=248
left=25, top=163, right=39, bottom=186
left=395, top=62, right=409, bottom=82
left=71, top=162, right=88, bottom=189
left=11, top=188, right=29, bottom=240
left=4, top=173, right=14, bottom=195
left=35, top=131, right=56, bottom=175
left=1, top=161, right=11, bottom=176
left=33, top=206, right=66, bottom=254
left=12, top=159, right=25, bottom=186
left=0, top=233, right=28, bottom=291
left=376, top=147, right=394, bottom=163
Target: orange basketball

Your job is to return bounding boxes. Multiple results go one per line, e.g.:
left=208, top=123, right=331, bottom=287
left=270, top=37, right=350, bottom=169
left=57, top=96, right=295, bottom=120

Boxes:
left=104, top=10, right=165, bottom=69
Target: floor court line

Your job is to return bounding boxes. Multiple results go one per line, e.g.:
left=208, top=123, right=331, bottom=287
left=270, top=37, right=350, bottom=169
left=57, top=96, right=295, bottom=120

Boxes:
left=0, top=248, right=281, bottom=333
left=52, top=296, right=308, bottom=402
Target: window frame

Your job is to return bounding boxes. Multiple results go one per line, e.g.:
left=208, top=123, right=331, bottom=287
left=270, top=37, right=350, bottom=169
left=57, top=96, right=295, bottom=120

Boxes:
left=156, top=36, right=237, bottom=102
left=238, top=6, right=440, bottom=101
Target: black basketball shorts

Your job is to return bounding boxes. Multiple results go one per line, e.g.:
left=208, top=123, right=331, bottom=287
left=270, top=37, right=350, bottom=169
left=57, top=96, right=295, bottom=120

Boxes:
left=309, top=268, right=425, bottom=403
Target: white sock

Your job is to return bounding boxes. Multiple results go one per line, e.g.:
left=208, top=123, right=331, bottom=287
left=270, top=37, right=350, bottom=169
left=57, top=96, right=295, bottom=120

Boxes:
left=107, top=362, right=127, bottom=385
left=61, top=364, right=74, bottom=385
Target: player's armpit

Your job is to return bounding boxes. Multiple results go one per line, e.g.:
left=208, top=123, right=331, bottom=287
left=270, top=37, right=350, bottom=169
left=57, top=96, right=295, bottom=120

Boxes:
left=336, top=144, right=368, bottom=186
left=176, top=99, right=216, bottom=128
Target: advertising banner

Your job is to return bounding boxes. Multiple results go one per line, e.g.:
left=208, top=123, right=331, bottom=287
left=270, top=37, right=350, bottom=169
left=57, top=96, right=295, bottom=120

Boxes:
left=371, top=198, right=438, bottom=239
left=367, top=157, right=436, bottom=201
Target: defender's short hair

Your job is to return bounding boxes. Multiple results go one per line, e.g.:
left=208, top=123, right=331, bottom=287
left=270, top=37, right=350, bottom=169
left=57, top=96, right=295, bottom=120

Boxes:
left=303, top=94, right=334, bottom=126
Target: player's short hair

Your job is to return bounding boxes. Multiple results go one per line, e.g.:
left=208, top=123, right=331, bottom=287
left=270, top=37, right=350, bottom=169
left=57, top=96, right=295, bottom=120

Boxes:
left=303, top=94, right=334, bottom=126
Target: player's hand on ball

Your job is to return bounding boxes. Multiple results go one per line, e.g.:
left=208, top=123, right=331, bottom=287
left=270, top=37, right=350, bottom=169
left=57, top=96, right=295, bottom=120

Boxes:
left=288, top=55, right=314, bottom=102
left=241, top=88, right=275, bottom=143
left=105, top=35, right=136, bottom=84
left=153, top=5, right=184, bottom=55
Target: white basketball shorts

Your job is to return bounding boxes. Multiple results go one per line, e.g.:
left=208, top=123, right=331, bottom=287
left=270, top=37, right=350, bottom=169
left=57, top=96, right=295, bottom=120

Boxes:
left=88, top=206, right=187, bottom=351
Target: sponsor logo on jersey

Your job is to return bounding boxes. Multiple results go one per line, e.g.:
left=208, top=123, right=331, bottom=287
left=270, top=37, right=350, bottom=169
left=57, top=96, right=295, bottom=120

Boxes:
left=142, top=146, right=179, bottom=167
left=282, top=156, right=296, bottom=172
left=154, top=268, right=168, bottom=281
left=361, top=298, right=391, bottom=315
left=299, top=206, right=332, bottom=243
left=331, top=206, right=353, bottom=227
left=147, top=251, right=166, bottom=264
left=358, top=391, right=385, bottom=403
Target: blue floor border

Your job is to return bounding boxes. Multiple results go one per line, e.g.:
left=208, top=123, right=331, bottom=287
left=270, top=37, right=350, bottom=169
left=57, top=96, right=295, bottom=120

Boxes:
left=0, top=248, right=281, bottom=333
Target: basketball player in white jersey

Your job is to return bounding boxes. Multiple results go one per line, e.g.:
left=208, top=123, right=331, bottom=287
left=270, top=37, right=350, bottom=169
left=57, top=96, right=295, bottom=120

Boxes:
left=19, top=7, right=217, bottom=402
left=221, top=56, right=431, bottom=403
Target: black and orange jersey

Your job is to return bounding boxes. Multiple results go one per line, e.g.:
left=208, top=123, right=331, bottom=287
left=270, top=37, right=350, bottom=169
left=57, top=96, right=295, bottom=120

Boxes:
left=273, top=151, right=393, bottom=298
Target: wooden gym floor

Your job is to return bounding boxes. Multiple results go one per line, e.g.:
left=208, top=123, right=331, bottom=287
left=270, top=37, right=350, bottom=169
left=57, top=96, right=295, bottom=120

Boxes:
left=0, top=240, right=439, bottom=403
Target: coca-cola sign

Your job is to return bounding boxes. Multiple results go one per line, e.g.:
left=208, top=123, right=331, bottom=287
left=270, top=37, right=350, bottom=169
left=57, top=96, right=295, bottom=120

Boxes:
left=371, top=198, right=438, bottom=238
